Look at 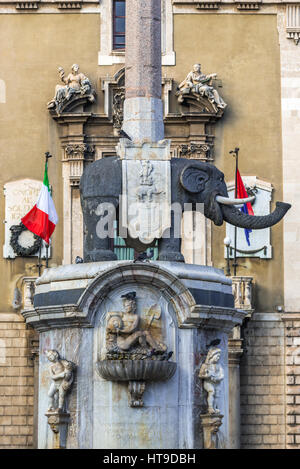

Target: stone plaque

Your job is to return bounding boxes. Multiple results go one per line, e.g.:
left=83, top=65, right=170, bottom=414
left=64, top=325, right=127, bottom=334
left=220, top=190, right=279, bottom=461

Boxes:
left=225, top=177, right=273, bottom=259
left=121, top=160, right=171, bottom=244
left=3, top=179, right=49, bottom=258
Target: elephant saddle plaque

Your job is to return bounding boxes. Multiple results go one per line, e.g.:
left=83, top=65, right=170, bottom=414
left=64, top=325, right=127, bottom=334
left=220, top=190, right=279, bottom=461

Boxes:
left=121, top=160, right=171, bottom=244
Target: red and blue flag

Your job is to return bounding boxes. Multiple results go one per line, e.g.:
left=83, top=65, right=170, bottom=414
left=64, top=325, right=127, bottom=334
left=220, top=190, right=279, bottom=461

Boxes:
left=236, top=169, right=254, bottom=246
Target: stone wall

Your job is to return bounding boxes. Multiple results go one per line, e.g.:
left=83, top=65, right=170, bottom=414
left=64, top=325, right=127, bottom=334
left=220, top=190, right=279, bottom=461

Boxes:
left=282, top=314, right=300, bottom=449
left=0, top=316, right=35, bottom=449
left=240, top=314, right=285, bottom=449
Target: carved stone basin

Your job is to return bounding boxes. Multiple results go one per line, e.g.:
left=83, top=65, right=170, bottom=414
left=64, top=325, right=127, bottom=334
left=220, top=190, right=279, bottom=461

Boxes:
left=97, top=360, right=177, bottom=407
left=97, top=359, right=177, bottom=382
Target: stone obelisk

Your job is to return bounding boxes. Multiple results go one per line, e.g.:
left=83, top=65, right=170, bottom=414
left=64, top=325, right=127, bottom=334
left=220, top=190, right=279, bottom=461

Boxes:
left=122, top=0, right=164, bottom=143
left=118, top=0, right=171, bottom=247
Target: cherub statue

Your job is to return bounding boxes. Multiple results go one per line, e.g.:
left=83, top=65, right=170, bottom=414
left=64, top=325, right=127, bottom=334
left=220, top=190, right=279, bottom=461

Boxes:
left=46, top=350, right=74, bottom=412
left=177, top=63, right=227, bottom=112
left=105, top=292, right=166, bottom=355
left=47, top=64, right=94, bottom=113
left=199, top=346, right=224, bottom=414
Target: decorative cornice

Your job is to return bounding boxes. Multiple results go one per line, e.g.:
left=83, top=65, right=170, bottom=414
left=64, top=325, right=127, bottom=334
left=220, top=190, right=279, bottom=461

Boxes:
left=196, top=2, right=220, bottom=9
left=24, top=261, right=247, bottom=332
left=286, top=5, right=300, bottom=45
left=56, top=1, right=82, bottom=9
left=190, top=305, right=247, bottom=333
left=234, top=0, right=261, bottom=10
left=15, top=1, right=39, bottom=8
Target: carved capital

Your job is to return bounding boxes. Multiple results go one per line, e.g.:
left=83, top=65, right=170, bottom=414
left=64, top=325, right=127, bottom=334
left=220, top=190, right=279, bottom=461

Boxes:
left=65, top=144, right=95, bottom=160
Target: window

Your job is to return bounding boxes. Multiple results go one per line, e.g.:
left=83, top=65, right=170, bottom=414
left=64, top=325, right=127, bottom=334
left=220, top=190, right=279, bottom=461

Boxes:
left=113, top=0, right=126, bottom=50
left=111, top=221, right=158, bottom=261
left=98, top=0, right=175, bottom=66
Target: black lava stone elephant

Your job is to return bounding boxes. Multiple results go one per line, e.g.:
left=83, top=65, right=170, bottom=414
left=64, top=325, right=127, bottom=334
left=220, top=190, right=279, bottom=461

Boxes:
left=80, top=156, right=291, bottom=263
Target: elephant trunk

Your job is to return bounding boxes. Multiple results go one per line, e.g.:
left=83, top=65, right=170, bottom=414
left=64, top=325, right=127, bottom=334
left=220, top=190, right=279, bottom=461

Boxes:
left=220, top=201, right=291, bottom=229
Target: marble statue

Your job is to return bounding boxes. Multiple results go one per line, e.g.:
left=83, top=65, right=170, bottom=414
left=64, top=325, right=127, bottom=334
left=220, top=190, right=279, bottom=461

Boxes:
left=47, top=64, right=95, bottom=114
left=199, top=346, right=224, bottom=414
left=177, top=63, right=227, bottom=112
left=46, top=350, right=74, bottom=412
left=105, top=291, right=167, bottom=358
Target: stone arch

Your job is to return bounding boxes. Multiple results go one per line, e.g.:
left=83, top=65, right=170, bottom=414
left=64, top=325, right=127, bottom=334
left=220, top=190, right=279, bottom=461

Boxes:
left=78, top=262, right=196, bottom=327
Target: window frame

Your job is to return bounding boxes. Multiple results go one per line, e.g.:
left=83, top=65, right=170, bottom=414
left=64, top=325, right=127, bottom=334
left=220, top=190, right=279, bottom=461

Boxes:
left=112, top=0, right=126, bottom=51
left=98, top=0, right=175, bottom=66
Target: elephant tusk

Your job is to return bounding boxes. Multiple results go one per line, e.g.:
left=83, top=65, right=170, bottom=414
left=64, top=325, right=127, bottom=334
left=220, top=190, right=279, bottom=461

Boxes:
left=215, top=195, right=255, bottom=205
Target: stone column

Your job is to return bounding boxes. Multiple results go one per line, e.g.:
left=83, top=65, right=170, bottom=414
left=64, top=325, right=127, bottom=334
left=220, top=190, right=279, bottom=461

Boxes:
left=228, top=326, right=243, bottom=449
left=123, top=0, right=164, bottom=142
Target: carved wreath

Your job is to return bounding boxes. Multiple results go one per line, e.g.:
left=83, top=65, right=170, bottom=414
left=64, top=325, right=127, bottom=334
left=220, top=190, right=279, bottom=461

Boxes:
left=10, top=222, right=42, bottom=257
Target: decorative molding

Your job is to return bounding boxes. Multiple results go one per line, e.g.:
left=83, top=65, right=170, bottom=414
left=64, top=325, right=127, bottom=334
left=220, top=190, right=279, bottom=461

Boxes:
left=64, top=143, right=95, bottom=187
left=56, top=1, right=82, bottom=9
left=235, top=0, right=261, bottom=10
left=176, top=143, right=212, bottom=161
left=23, top=262, right=248, bottom=332
left=196, top=2, right=221, bottom=10
left=102, top=69, right=173, bottom=134
left=15, top=1, right=40, bottom=9
left=286, top=4, right=300, bottom=45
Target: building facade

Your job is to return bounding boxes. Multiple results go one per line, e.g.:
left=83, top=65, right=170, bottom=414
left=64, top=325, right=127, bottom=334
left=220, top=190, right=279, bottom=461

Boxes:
left=0, top=0, right=299, bottom=449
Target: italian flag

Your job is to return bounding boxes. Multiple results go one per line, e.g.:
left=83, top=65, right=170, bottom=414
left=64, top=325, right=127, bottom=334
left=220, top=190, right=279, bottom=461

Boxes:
left=21, top=162, right=58, bottom=245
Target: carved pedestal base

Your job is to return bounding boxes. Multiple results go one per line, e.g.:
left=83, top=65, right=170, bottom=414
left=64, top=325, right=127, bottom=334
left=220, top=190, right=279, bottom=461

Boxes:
left=45, top=411, right=70, bottom=449
left=200, top=413, right=224, bottom=449
left=128, top=381, right=146, bottom=407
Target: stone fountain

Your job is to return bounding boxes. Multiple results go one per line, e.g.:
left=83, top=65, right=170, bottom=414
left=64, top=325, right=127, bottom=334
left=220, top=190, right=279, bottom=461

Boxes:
left=22, top=0, right=290, bottom=449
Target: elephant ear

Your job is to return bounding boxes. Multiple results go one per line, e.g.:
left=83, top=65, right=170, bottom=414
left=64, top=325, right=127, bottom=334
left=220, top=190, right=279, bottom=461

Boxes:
left=180, top=165, right=209, bottom=193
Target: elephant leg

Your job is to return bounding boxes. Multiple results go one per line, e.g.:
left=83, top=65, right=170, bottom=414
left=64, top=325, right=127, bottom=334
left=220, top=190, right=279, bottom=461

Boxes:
left=83, top=197, right=118, bottom=262
left=158, top=212, right=185, bottom=262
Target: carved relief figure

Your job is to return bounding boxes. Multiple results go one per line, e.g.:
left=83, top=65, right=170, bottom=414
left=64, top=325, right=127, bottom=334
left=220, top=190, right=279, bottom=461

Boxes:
left=46, top=350, right=74, bottom=412
left=105, top=292, right=167, bottom=358
left=177, top=64, right=227, bottom=112
left=199, top=346, right=224, bottom=414
left=136, top=160, right=163, bottom=205
left=47, top=64, right=95, bottom=114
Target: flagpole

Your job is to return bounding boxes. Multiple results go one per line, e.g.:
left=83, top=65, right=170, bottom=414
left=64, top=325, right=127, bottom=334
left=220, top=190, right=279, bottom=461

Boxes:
left=38, top=244, right=42, bottom=277
left=229, top=147, right=239, bottom=276
left=45, top=152, right=52, bottom=270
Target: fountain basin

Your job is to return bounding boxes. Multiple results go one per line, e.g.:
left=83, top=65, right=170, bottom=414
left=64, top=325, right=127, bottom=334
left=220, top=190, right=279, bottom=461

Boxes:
left=97, top=359, right=177, bottom=382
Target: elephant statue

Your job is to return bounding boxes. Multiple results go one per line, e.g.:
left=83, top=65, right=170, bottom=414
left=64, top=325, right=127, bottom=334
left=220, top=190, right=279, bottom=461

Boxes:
left=80, top=156, right=291, bottom=263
